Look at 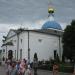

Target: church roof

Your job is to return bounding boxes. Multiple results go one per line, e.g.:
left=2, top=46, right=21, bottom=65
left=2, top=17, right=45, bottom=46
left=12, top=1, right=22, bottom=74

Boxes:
left=42, top=21, right=62, bottom=30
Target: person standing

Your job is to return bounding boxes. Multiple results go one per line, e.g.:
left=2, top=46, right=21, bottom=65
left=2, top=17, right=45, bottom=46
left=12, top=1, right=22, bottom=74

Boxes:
left=73, top=64, right=75, bottom=75
left=53, top=62, right=59, bottom=75
left=16, top=60, right=21, bottom=71
left=3, top=56, right=5, bottom=61
left=24, top=64, right=31, bottom=75
left=18, top=60, right=26, bottom=75
left=6, top=61, right=18, bottom=75
left=33, top=53, right=38, bottom=75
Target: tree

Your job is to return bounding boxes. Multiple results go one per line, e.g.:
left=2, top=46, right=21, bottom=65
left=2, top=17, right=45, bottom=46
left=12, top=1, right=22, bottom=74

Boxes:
left=62, top=20, right=75, bottom=62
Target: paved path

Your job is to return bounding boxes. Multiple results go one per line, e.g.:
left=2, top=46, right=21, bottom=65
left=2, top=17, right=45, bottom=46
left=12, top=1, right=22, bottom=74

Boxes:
left=32, top=69, right=72, bottom=75
left=0, top=65, right=6, bottom=75
left=0, top=65, right=72, bottom=75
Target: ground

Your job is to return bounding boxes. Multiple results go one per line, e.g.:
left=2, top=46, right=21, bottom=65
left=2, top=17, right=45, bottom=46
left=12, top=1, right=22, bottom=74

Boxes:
left=0, top=65, right=6, bottom=75
left=0, top=64, right=72, bottom=75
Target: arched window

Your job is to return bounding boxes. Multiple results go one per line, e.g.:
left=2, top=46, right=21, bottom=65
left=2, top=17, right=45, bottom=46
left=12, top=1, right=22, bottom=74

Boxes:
left=20, top=49, right=22, bottom=59
left=8, top=50, right=13, bottom=60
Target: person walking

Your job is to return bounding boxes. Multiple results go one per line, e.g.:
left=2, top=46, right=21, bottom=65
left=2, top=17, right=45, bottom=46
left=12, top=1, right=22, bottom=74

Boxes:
left=6, top=61, right=18, bottom=75
left=18, top=60, right=26, bottom=75
left=73, top=64, right=75, bottom=75
left=24, top=64, right=31, bottom=75
left=16, top=60, right=21, bottom=71
left=33, top=58, right=38, bottom=75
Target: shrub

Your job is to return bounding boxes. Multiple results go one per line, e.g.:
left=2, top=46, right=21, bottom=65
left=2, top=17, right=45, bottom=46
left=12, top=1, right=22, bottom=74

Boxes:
left=59, top=63, right=74, bottom=73
left=38, top=60, right=74, bottom=73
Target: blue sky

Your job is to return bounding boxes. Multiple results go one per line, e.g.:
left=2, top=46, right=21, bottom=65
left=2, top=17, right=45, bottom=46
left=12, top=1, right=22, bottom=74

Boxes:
left=0, top=0, right=75, bottom=48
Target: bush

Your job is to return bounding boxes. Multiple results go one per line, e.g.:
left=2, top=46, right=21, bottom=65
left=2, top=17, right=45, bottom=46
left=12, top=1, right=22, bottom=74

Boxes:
left=38, top=64, right=52, bottom=71
left=38, top=61, right=43, bottom=66
left=38, top=60, right=74, bottom=73
left=59, top=63, right=74, bottom=73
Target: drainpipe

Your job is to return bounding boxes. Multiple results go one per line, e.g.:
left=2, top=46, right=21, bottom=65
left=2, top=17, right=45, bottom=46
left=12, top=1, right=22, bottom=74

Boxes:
left=59, top=35, right=61, bottom=61
left=17, top=33, right=19, bottom=60
left=28, top=30, right=30, bottom=64
left=6, top=45, right=7, bottom=58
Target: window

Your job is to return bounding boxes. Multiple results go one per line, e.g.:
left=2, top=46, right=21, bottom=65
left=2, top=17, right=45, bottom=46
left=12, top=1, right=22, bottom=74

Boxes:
left=8, top=50, right=13, bottom=59
left=54, top=30, right=57, bottom=33
left=3, top=49, right=5, bottom=52
left=54, top=50, right=57, bottom=59
left=14, top=40, right=16, bottom=42
left=10, top=40, right=13, bottom=42
left=21, top=39, right=22, bottom=44
left=38, top=39, right=42, bottom=42
left=15, top=50, right=16, bottom=59
left=20, top=49, right=22, bottom=59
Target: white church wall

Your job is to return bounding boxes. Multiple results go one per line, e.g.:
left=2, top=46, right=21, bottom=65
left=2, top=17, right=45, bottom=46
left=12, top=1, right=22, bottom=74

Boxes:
left=29, top=31, right=61, bottom=62
left=2, top=30, right=62, bottom=62
left=18, top=31, right=28, bottom=60
left=2, top=46, right=6, bottom=58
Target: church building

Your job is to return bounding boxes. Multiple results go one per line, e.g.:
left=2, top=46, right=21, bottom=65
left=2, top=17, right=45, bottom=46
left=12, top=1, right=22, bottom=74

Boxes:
left=1, top=7, right=63, bottom=63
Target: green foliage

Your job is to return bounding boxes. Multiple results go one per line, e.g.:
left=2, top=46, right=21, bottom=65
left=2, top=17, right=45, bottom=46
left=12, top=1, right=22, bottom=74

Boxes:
left=62, top=20, right=75, bottom=61
left=38, top=60, right=53, bottom=71
left=38, top=58, right=73, bottom=73
left=59, top=63, right=74, bottom=73
left=38, top=60, right=74, bottom=73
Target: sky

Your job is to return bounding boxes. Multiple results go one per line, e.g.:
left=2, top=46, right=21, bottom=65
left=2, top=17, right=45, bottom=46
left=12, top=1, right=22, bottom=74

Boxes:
left=0, top=0, right=75, bottom=48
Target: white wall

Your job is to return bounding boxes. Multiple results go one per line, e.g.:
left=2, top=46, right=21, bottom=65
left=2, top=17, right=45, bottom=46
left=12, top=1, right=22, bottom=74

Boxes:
left=2, top=30, right=62, bottom=62
left=18, top=31, right=28, bottom=60
left=2, top=46, right=6, bottom=58
left=29, top=31, right=60, bottom=62
left=13, top=31, right=62, bottom=62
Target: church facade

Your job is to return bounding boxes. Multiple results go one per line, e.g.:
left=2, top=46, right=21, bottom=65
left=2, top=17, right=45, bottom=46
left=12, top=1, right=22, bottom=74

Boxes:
left=2, top=29, right=63, bottom=62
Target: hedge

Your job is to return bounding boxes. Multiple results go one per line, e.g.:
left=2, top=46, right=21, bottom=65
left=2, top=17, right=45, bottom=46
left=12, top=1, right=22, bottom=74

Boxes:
left=38, top=63, right=74, bottom=73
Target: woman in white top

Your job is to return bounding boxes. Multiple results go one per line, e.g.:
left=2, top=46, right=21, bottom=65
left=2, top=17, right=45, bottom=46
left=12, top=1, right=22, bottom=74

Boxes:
left=24, top=64, right=31, bottom=75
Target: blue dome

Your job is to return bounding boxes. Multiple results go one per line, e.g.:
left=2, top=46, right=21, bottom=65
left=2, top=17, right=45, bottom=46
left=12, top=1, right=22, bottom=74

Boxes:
left=42, top=21, right=62, bottom=30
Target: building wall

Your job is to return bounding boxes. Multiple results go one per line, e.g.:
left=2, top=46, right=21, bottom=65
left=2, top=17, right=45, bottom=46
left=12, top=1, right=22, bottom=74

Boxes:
left=2, top=46, right=6, bottom=59
left=29, top=31, right=61, bottom=62
left=18, top=31, right=28, bottom=60
left=2, top=30, right=62, bottom=62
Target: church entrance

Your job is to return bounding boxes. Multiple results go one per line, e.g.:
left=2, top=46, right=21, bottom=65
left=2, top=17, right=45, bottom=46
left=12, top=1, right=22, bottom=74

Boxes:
left=8, top=50, right=13, bottom=60
left=54, top=50, right=57, bottom=60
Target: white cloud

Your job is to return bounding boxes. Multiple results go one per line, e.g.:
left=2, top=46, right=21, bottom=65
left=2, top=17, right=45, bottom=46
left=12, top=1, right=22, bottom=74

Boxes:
left=59, top=22, right=68, bottom=30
